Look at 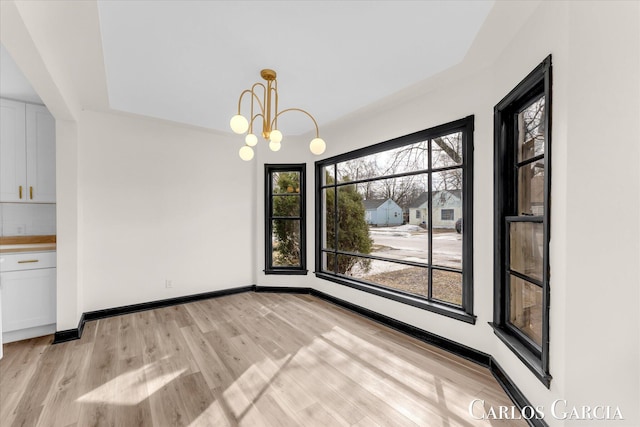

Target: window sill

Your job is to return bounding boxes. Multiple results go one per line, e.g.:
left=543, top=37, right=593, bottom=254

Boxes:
left=316, top=272, right=476, bottom=324
left=264, top=269, right=308, bottom=276
left=489, top=322, right=552, bottom=388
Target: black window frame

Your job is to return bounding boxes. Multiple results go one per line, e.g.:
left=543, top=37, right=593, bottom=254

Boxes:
left=315, top=116, right=475, bottom=323
left=265, top=164, right=307, bottom=275
left=491, top=55, right=552, bottom=387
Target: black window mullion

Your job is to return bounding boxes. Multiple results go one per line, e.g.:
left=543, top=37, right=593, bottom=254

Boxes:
left=516, top=153, right=545, bottom=169
left=333, top=249, right=429, bottom=269
left=505, top=215, right=543, bottom=223
left=322, top=163, right=467, bottom=191
left=508, top=269, right=543, bottom=288
left=461, top=124, right=472, bottom=312
left=541, top=59, right=553, bottom=375
left=427, top=138, right=433, bottom=300
left=315, top=116, right=474, bottom=323
left=335, top=176, right=338, bottom=274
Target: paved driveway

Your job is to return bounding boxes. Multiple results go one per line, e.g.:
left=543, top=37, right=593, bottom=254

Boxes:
left=369, top=228, right=461, bottom=269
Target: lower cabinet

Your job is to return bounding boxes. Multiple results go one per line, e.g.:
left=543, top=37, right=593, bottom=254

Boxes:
left=1, top=251, right=56, bottom=344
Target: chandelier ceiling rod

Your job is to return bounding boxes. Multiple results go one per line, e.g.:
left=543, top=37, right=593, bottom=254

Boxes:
left=230, top=69, right=326, bottom=161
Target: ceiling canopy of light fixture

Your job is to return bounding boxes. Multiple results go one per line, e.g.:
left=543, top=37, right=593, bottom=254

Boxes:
left=230, top=69, right=326, bottom=161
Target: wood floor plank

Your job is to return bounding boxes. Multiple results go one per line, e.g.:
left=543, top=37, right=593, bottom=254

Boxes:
left=76, top=319, right=120, bottom=427
left=325, top=324, right=493, bottom=416
left=251, top=389, right=300, bottom=427
left=173, top=372, right=218, bottom=424
left=152, top=320, right=201, bottom=376
left=183, top=301, right=219, bottom=334
left=295, top=338, right=420, bottom=427
left=116, top=313, right=143, bottom=362
left=12, top=339, right=66, bottom=421
left=179, top=324, right=236, bottom=391
left=0, top=335, right=51, bottom=391
left=0, top=292, right=527, bottom=427
left=187, top=397, right=232, bottom=427
left=0, top=335, right=51, bottom=425
left=154, top=305, right=194, bottom=329
left=114, top=356, right=154, bottom=427
left=297, top=402, right=350, bottom=427
left=37, top=342, right=93, bottom=427
left=146, top=370, right=190, bottom=427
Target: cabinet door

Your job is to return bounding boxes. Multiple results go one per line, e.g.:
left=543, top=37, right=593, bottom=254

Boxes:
left=26, top=104, right=56, bottom=203
left=0, top=99, right=27, bottom=202
left=1, top=268, right=56, bottom=332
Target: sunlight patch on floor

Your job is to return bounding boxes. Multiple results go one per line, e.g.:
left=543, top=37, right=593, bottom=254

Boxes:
left=77, top=356, right=186, bottom=405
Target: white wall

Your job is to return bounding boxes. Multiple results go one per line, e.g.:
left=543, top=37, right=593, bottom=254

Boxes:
left=56, top=120, right=82, bottom=330
left=254, top=2, right=638, bottom=426
left=560, top=1, right=639, bottom=424
left=77, top=110, right=255, bottom=311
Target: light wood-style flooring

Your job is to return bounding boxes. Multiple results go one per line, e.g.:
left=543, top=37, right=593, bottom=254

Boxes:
left=0, top=292, right=527, bottom=426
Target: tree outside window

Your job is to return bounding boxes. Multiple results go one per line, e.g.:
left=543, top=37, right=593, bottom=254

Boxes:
left=265, top=165, right=307, bottom=274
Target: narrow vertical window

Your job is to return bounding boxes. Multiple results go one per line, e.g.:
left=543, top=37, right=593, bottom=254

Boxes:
left=492, top=56, right=552, bottom=387
left=265, top=164, right=307, bottom=274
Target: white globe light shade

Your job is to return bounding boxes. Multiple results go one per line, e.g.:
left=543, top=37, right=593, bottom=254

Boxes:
left=238, top=145, right=254, bottom=161
left=230, top=115, right=249, bottom=134
left=269, top=129, right=283, bottom=144
left=309, top=137, right=326, bottom=155
left=245, top=133, right=258, bottom=147
left=269, top=141, right=282, bottom=152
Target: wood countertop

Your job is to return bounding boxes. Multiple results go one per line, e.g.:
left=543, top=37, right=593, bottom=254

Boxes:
left=0, top=235, right=57, bottom=254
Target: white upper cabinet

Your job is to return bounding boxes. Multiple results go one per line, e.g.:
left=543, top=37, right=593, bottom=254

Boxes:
left=26, top=104, right=56, bottom=202
left=0, top=99, right=27, bottom=202
left=0, top=99, right=55, bottom=203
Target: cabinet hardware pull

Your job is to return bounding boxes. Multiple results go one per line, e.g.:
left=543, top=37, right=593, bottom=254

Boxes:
left=19, top=186, right=23, bottom=199
left=18, top=260, right=39, bottom=264
left=30, top=186, right=33, bottom=200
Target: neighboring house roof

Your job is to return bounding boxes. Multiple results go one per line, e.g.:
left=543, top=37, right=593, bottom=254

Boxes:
left=409, top=192, right=429, bottom=208
left=363, top=199, right=390, bottom=210
left=409, top=190, right=462, bottom=208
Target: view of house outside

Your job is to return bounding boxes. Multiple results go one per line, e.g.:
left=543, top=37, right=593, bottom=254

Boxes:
left=318, top=132, right=465, bottom=306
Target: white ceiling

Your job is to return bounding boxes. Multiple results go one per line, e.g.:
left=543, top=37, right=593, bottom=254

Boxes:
left=96, top=1, right=495, bottom=135
left=0, top=43, right=43, bottom=104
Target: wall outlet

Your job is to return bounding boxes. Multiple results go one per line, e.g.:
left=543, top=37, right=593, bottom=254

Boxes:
left=165, top=279, right=173, bottom=288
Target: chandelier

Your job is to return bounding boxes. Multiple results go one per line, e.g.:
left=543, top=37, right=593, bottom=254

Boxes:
left=230, top=69, right=326, bottom=161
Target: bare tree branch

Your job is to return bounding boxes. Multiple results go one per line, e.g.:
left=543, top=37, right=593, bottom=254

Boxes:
left=433, top=137, right=461, bottom=164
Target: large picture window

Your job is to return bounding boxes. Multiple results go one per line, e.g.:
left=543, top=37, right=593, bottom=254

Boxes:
left=315, top=117, right=474, bottom=322
left=265, top=164, right=307, bottom=275
left=492, top=56, right=552, bottom=387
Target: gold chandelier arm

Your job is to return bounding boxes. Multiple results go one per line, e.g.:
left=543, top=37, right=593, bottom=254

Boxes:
left=272, top=80, right=278, bottom=130
left=250, top=82, right=266, bottom=113
left=236, top=89, right=253, bottom=114
left=237, top=83, right=267, bottom=113
left=249, top=113, right=265, bottom=130
left=272, top=108, right=321, bottom=138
